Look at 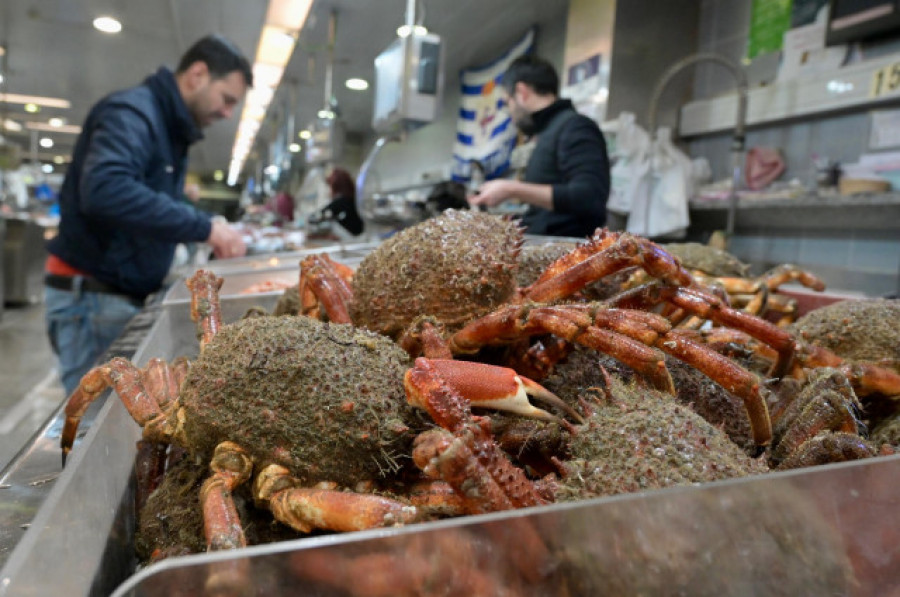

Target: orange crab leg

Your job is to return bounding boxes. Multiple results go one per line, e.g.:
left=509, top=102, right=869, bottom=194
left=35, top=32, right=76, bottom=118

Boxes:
left=524, top=231, right=694, bottom=305
left=412, top=359, right=583, bottom=424
left=447, top=304, right=676, bottom=395
left=186, top=270, right=224, bottom=351
left=60, top=357, right=171, bottom=463
left=202, top=441, right=252, bottom=551
left=405, top=358, right=549, bottom=510
left=611, top=282, right=796, bottom=379
left=256, top=464, right=419, bottom=533
left=655, top=329, right=773, bottom=447
left=299, top=254, right=354, bottom=323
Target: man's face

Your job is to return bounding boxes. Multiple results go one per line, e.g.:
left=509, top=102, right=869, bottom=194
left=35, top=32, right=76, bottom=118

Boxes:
left=504, top=85, right=535, bottom=135
left=183, top=62, right=248, bottom=128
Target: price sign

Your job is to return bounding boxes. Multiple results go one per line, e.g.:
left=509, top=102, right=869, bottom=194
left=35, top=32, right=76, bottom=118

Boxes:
left=871, top=62, right=900, bottom=98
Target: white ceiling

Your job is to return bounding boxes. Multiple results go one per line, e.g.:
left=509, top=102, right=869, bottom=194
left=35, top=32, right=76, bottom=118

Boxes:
left=0, top=0, right=569, bottom=177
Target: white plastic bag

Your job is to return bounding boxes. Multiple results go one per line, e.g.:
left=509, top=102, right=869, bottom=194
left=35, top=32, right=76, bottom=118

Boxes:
left=627, top=127, right=691, bottom=238
left=606, top=112, right=651, bottom=216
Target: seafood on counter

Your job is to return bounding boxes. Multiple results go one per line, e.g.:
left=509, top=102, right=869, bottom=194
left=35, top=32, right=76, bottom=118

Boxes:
left=57, top=210, right=900, bottom=594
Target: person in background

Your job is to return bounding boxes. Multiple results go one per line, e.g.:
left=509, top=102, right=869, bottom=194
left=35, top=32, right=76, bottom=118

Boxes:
left=316, top=167, right=364, bottom=237
left=468, top=54, right=610, bottom=238
left=44, top=34, right=252, bottom=395
left=424, top=180, right=469, bottom=219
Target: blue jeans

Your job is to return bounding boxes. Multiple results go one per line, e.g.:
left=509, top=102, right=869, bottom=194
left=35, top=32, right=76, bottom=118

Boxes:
left=45, top=283, right=142, bottom=396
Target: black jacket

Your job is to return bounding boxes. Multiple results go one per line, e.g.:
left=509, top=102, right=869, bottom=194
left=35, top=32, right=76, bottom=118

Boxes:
left=520, top=99, right=609, bottom=238
left=47, top=67, right=212, bottom=298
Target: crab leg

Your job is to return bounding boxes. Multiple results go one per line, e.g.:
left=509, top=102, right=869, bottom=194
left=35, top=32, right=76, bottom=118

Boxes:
left=405, top=358, right=549, bottom=510
left=447, top=304, right=676, bottom=394
left=186, top=270, right=224, bottom=351
left=255, top=464, right=419, bottom=532
left=610, top=282, right=796, bottom=378
left=60, top=357, right=174, bottom=463
left=413, top=359, right=584, bottom=424
left=523, top=230, right=694, bottom=304
left=299, top=254, right=354, bottom=323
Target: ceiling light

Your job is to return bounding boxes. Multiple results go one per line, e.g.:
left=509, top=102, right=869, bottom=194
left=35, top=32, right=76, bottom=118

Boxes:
left=0, top=46, right=5, bottom=56
left=397, top=25, right=428, bottom=38
left=0, top=74, right=4, bottom=85
left=288, top=143, right=301, bottom=153
left=93, top=16, right=122, bottom=34
left=42, top=164, right=54, bottom=174
left=2, top=119, right=22, bottom=132
left=39, top=137, right=54, bottom=148
left=265, top=0, right=313, bottom=30
left=213, top=170, right=224, bottom=181
left=317, top=109, right=335, bottom=119
left=24, top=103, right=40, bottom=113
left=345, top=78, right=369, bottom=91
left=53, top=155, right=65, bottom=164
left=49, top=117, right=64, bottom=127
left=298, top=130, right=311, bottom=139
left=0, top=93, right=71, bottom=109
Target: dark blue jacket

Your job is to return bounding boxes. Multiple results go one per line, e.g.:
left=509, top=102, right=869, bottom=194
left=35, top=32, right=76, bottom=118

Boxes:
left=520, top=99, right=609, bottom=238
left=48, top=67, right=212, bottom=298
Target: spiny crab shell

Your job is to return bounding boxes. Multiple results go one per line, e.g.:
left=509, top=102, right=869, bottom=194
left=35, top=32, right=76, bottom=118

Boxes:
left=177, top=315, right=423, bottom=486
left=350, top=209, right=522, bottom=337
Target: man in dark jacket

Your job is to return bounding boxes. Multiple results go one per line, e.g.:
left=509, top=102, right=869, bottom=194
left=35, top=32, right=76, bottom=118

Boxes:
left=468, top=54, right=609, bottom=238
left=45, top=34, right=252, bottom=395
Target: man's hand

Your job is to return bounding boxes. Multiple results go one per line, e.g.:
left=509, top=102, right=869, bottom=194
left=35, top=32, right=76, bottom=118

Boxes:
left=468, top=179, right=516, bottom=208
left=207, top=219, right=247, bottom=259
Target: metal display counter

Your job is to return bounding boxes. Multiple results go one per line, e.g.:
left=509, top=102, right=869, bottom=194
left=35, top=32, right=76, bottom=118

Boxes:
left=0, top=237, right=897, bottom=595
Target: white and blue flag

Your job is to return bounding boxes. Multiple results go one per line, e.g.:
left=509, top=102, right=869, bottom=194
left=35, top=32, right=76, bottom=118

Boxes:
left=452, top=28, right=534, bottom=183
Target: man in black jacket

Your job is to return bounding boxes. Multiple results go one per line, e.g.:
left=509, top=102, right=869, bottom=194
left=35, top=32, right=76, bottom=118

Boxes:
left=468, top=55, right=609, bottom=238
left=45, top=34, right=252, bottom=395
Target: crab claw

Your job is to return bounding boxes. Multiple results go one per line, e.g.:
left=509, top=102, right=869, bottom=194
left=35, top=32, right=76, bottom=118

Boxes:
left=405, top=358, right=583, bottom=426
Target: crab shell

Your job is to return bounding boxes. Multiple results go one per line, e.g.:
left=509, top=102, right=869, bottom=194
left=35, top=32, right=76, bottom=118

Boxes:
left=350, top=209, right=522, bottom=337
left=177, top=316, right=424, bottom=486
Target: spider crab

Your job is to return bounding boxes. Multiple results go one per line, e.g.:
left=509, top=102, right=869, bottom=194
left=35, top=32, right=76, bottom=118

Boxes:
left=297, top=209, right=821, bottom=448
left=59, top=269, right=585, bottom=555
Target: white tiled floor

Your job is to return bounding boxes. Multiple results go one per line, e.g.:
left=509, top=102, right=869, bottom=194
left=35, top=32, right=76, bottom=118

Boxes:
left=0, top=302, right=65, bottom=471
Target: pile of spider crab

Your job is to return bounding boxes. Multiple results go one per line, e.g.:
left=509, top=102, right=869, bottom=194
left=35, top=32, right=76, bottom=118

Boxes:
left=60, top=209, right=900, bottom=594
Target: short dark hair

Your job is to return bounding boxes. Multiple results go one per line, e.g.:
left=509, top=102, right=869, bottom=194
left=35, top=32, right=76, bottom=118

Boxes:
left=501, top=54, right=559, bottom=96
left=177, top=34, right=253, bottom=87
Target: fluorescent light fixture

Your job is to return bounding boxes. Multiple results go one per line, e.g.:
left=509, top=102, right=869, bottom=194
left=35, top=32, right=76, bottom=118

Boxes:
left=0, top=93, right=71, bottom=109
left=397, top=25, right=428, bottom=37
left=213, top=170, right=224, bottom=181
left=2, top=118, right=22, bottom=132
left=49, top=117, right=64, bottom=127
left=298, top=130, right=311, bottom=139
left=39, top=137, right=53, bottom=148
left=93, top=16, right=122, bottom=34
left=345, top=78, right=369, bottom=91
left=288, top=142, right=301, bottom=152
left=0, top=74, right=4, bottom=85
left=228, top=0, right=313, bottom=185
left=265, top=0, right=313, bottom=29
left=317, top=109, right=335, bottom=119
left=24, top=103, right=39, bottom=113
left=41, top=163, right=53, bottom=174
left=257, top=26, right=296, bottom=66
left=53, top=155, right=66, bottom=164
left=27, top=122, right=81, bottom=134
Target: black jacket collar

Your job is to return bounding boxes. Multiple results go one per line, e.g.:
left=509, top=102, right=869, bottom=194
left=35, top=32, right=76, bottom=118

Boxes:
left=531, top=98, right=575, bottom=134
left=144, top=67, right=203, bottom=146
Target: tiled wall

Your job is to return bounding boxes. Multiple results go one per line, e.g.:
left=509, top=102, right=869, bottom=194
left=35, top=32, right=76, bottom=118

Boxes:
left=687, top=0, right=900, bottom=297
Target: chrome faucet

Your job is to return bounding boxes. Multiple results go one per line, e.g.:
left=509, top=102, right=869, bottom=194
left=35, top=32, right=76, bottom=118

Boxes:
left=648, top=52, right=749, bottom=238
